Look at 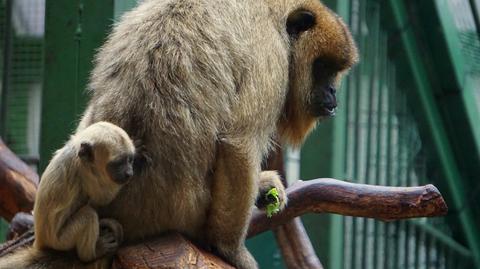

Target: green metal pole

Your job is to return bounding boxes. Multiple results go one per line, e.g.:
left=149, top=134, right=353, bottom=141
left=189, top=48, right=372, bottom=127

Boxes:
left=114, top=0, right=138, bottom=20
left=328, top=2, right=351, bottom=269
left=432, top=0, right=480, bottom=155
left=388, top=1, right=480, bottom=267
left=0, top=0, right=12, bottom=139
left=40, top=0, right=114, bottom=171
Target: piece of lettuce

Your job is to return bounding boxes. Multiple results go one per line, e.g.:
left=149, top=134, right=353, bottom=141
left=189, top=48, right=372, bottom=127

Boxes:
left=265, top=187, right=280, bottom=218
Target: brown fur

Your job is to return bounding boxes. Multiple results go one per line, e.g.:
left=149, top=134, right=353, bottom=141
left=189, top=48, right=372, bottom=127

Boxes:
left=77, top=1, right=357, bottom=268
left=0, top=0, right=357, bottom=268
left=0, top=122, right=135, bottom=269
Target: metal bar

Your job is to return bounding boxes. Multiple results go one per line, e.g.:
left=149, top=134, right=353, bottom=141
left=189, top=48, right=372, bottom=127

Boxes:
left=382, top=57, right=394, bottom=269
left=426, top=236, right=431, bottom=269
left=114, top=0, right=138, bottom=20
left=329, top=1, right=352, bottom=268
left=0, top=0, right=12, bottom=138
left=342, top=1, right=355, bottom=265
left=351, top=0, right=367, bottom=266
left=388, top=1, right=480, bottom=267
left=415, top=227, right=420, bottom=269
left=405, top=221, right=410, bottom=268
left=399, top=90, right=410, bottom=269
left=409, top=220, right=472, bottom=258
left=431, top=0, right=480, bottom=166
left=372, top=4, right=385, bottom=268
left=447, top=248, right=454, bottom=269
left=361, top=2, right=378, bottom=267
left=468, top=0, right=480, bottom=38
left=429, top=0, right=466, bottom=87
left=40, top=0, right=114, bottom=171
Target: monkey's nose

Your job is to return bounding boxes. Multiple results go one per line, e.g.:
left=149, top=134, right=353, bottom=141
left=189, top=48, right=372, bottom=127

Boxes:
left=328, top=86, right=336, bottom=95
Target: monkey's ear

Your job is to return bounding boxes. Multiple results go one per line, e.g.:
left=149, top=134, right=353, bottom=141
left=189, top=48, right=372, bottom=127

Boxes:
left=287, top=9, right=315, bottom=37
left=78, top=142, right=94, bottom=162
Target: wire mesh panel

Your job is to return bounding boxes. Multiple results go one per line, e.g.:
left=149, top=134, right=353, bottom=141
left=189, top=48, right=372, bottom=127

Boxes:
left=341, top=1, right=474, bottom=268
left=0, top=0, right=44, bottom=243
left=1, top=0, right=44, bottom=164
left=446, top=0, right=480, bottom=139
left=447, top=0, right=480, bottom=76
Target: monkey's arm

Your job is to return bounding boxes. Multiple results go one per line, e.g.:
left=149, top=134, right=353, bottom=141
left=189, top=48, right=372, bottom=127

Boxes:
left=50, top=205, right=100, bottom=261
left=49, top=206, right=121, bottom=262
left=206, top=141, right=258, bottom=269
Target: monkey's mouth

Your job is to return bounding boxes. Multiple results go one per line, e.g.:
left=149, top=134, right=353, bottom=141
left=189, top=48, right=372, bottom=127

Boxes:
left=311, top=84, right=338, bottom=117
left=312, top=97, right=337, bottom=117
left=320, top=106, right=336, bottom=116
left=312, top=101, right=337, bottom=117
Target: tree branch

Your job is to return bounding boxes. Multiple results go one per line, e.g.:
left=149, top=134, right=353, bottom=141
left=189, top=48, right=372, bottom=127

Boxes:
left=0, top=138, right=38, bottom=221
left=248, top=178, right=448, bottom=237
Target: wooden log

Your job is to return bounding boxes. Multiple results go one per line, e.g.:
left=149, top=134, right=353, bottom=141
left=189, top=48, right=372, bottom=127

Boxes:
left=0, top=138, right=38, bottom=221
left=112, top=233, right=234, bottom=269
left=0, top=178, right=448, bottom=260
left=248, top=178, right=448, bottom=237
left=0, top=178, right=448, bottom=263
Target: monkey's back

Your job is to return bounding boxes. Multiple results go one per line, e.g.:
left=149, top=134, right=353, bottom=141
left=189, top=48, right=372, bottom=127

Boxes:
left=81, top=0, right=289, bottom=241
left=33, top=144, right=83, bottom=250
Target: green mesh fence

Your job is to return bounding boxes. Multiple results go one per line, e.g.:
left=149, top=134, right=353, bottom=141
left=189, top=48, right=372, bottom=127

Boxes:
left=2, top=0, right=44, bottom=161
left=0, top=219, right=6, bottom=242
left=446, top=0, right=480, bottom=111
left=0, top=0, right=44, bottom=241
left=341, top=1, right=474, bottom=268
left=447, top=0, right=480, bottom=75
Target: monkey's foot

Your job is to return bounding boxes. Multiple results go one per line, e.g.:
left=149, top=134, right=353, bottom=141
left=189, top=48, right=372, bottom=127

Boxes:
left=216, top=244, right=258, bottom=269
left=256, top=171, right=287, bottom=212
left=95, top=219, right=124, bottom=259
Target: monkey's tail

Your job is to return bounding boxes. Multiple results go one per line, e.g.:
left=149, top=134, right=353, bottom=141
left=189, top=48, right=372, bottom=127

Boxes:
left=0, top=247, right=109, bottom=269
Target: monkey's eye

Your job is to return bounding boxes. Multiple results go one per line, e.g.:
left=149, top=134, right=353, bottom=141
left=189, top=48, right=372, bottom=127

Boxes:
left=107, top=155, right=134, bottom=184
left=313, top=58, right=342, bottom=77
left=287, top=9, right=316, bottom=37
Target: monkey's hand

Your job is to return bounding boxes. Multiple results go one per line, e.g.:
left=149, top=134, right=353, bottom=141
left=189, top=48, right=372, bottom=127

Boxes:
left=95, top=218, right=124, bottom=258
left=255, top=171, right=287, bottom=214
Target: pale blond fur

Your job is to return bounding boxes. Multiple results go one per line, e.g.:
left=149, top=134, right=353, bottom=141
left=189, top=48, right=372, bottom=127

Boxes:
left=0, top=122, right=135, bottom=269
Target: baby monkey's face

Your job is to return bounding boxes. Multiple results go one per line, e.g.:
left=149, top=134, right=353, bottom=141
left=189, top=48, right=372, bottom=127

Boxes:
left=107, top=153, right=135, bottom=185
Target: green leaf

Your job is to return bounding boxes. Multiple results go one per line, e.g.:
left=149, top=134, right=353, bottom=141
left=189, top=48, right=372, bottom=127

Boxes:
left=265, top=187, right=280, bottom=218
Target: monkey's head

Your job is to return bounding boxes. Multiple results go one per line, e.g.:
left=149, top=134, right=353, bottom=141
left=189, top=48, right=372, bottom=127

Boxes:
left=76, top=122, right=136, bottom=188
left=278, top=0, right=358, bottom=146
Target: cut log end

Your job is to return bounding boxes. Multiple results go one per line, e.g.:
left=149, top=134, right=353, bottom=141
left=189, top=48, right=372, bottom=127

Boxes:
left=112, top=233, right=234, bottom=269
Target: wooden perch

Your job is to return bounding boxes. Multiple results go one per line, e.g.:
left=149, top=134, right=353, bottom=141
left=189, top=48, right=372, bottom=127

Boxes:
left=112, top=233, right=234, bottom=269
left=0, top=138, right=447, bottom=267
left=0, top=138, right=38, bottom=221
left=248, top=178, right=448, bottom=237
left=1, top=177, right=448, bottom=268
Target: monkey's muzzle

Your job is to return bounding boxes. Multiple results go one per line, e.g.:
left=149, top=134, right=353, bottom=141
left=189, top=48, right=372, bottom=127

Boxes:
left=312, top=85, right=337, bottom=117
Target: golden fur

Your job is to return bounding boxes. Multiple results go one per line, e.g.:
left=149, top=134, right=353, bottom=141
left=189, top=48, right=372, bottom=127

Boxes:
left=0, top=0, right=357, bottom=268
left=80, top=0, right=357, bottom=268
